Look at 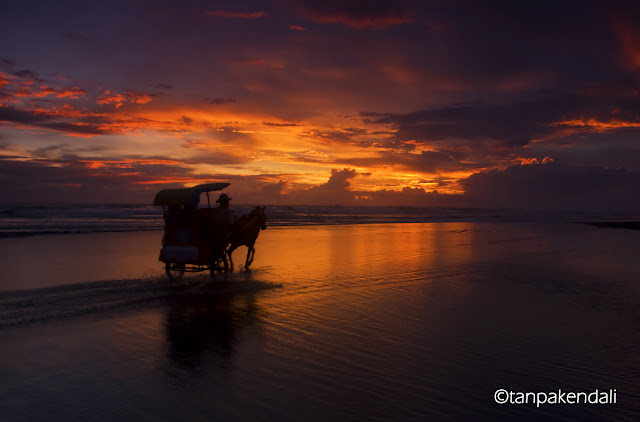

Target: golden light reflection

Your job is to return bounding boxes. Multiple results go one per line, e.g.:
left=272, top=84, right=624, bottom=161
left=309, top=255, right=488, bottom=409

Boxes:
left=251, top=223, right=480, bottom=288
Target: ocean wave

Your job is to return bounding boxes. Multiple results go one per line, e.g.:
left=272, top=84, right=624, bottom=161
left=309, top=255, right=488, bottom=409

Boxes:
left=0, top=204, right=635, bottom=238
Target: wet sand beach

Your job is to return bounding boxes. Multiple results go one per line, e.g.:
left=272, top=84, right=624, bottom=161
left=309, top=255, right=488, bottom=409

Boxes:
left=1, top=222, right=639, bottom=421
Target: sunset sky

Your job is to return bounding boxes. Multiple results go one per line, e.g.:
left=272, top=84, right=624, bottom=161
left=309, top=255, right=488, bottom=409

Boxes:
left=1, top=0, right=640, bottom=210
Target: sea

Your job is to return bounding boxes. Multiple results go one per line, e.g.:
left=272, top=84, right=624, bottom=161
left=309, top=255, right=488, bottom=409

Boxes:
left=1, top=204, right=639, bottom=421
left=0, top=203, right=633, bottom=238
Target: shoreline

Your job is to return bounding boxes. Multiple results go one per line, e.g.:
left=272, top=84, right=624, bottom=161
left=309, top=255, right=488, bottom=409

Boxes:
left=3, top=218, right=640, bottom=240
left=579, top=221, right=640, bottom=230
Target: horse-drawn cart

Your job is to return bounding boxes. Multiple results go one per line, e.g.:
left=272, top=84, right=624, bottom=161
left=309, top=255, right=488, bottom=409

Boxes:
left=154, top=183, right=231, bottom=280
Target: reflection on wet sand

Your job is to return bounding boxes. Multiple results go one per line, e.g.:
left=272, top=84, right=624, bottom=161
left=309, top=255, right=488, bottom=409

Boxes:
left=1, top=223, right=639, bottom=421
left=163, top=285, right=263, bottom=373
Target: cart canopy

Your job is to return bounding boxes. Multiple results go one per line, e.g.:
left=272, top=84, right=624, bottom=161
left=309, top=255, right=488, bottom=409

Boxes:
left=153, top=182, right=230, bottom=206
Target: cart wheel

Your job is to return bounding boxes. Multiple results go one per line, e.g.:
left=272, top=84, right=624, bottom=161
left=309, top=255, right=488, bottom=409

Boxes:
left=209, top=256, right=228, bottom=279
left=165, top=263, right=185, bottom=280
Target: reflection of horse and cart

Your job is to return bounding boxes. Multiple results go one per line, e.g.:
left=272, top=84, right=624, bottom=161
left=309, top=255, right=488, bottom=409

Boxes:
left=153, top=183, right=267, bottom=280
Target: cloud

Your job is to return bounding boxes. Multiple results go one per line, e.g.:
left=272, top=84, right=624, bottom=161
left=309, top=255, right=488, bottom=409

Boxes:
left=283, top=168, right=359, bottom=205
left=0, top=104, right=181, bottom=137
left=341, top=149, right=478, bottom=174
left=367, top=95, right=583, bottom=147
left=207, top=98, right=237, bottom=105
left=365, top=90, right=640, bottom=151
left=12, top=69, right=40, bottom=79
left=0, top=105, right=113, bottom=136
left=0, top=73, right=9, bottom=89
left=263, top=121, right=300, bottom=127
left=1, top=69, right=86, bottom=103
left=234, top=180, right=289, bottom=205
left=0, top=105, right=52, bottom=125
left=97, top=90, right=153, bottom=108
left=0, top=157, right=160, bottom=203
left=124, top=90, right=153, bottom=105
left=205, top=10, right=267, bottom=19
left=460, top=162, right=640, bottom=211
left=301, top=126, right=371, bottom=145
left=298, top=0, right=413, bottom=29
left=150, top=83, right=174, bottom=90
left=275, top=167, right=465, bottom=206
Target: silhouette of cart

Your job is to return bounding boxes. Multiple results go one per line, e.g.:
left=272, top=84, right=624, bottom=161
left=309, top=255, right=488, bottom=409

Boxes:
left=154, top=183, right=231, bottom=280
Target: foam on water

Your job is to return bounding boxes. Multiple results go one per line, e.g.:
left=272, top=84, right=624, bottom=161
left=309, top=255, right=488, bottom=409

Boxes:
left=0, top=274, right=281, bottom=329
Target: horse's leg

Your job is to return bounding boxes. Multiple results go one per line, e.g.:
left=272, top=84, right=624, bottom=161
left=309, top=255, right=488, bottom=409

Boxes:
left=245, top=247, right=255, bottom=270
left=227, top=244, right=238, bottom=272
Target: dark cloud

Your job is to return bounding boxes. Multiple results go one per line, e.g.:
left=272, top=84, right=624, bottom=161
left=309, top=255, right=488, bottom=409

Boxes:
left=367, top=89, right=640, bottom=149
left=30, top=144, right=69, bottom=158
left=39, top=122, right=108, bottom=136
left=263, top=121, right=300, bottom=127
left=0, top=106, right=53, bottom=124
left=302, top=127, right=371, bottom=144
left=276, top=167, right=462, bottom=206
left=151, top=83, right=174, bottom=90
left=12, top=69, right=39, bottom=79
left=284, top=168, right=358, bottom=205
left=246, top=180, right=288, bottom=204
left=323, top=168, right=357, bottom=190
left=0, top=155, right=215, bottom=203
left=461, top=162, right=640, bottom=211
left=368, top=95, right=583, bottom=147
left=0, top=105, right=112, bottom=136
left=207, top=98, right=237, bottom=105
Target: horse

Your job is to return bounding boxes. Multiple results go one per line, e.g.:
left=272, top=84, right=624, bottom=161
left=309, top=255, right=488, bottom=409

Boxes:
left=227, top=206, right=267, bottom=271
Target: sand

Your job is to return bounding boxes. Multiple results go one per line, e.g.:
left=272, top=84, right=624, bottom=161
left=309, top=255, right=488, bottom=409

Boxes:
left=1, top=222, right=639, bottom=421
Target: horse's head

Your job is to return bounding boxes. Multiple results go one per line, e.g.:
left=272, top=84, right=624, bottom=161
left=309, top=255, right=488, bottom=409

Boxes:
left=254, top=206, right=267, bottom=230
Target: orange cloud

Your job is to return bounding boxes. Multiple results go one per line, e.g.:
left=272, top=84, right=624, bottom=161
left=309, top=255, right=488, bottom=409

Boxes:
left=79, top=158, right=183, bottom=169
left=97, top=91, right=126, bottom=108
left=551, top=118, right=640, bottom=131
left=125, top=90, right=153, bottom=104
left=0, top=72, right=11, bottom=89
left=96, top=90, right=153, bottom=108
left=517, top=156, right=554, bottom=165
left=10, top=84, right=86, bottom=100
left=56, top=86, right=87, bottom=99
